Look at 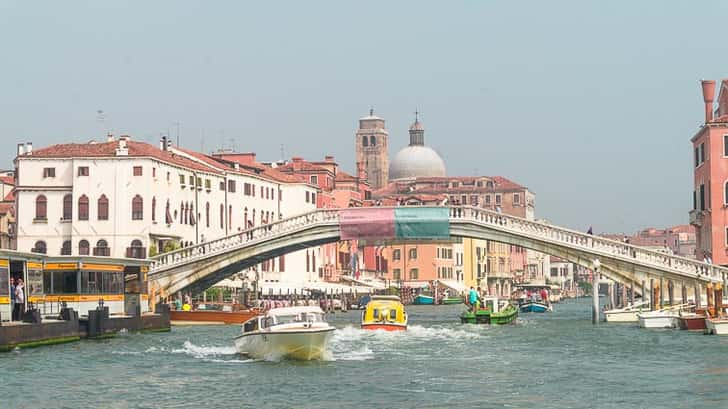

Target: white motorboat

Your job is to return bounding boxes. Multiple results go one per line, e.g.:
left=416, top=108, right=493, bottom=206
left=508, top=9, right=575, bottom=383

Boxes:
left=604, top=301, right=649, bottom=323
left=705, top=317, right=728, bottom=335
left=234, top=306, right=335, bottom=361
left=638, top=310, right=678, bottom=329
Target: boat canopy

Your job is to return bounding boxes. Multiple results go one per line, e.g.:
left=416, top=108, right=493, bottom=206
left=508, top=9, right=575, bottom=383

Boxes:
left=265, top=306, right=326, bottom=317
left=438, top=280, right=467, bottom=294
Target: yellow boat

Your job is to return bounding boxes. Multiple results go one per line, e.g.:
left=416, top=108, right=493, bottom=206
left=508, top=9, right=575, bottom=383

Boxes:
left=361, top=295, right=408, bottom=331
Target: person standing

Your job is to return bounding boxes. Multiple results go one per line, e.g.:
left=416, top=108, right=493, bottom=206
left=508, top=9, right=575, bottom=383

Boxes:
left=14, top=278, right=25, bottom=321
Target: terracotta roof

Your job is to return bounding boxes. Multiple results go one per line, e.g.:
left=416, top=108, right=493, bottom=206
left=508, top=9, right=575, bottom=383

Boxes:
left=0, top=176, right=14, bottom=185
left=276, top=161, right=330, bottom=173
left=374, top=175, right=526, bottom=197
left=334, top=170, right=358, bottom=182
left=29, top=140, right=222, bottom=175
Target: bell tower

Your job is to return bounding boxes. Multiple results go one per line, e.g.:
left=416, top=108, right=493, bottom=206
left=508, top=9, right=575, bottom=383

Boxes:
left=355, top=108, right=389, bottom=190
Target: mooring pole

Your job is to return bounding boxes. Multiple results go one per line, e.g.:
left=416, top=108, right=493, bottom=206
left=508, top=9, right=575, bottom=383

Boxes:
left=630, top=282, right=634, bottom=305
left=641, top=280, right=646, bottom=306
left=592, top=259, right=600, bottom=324
left=649, top=278, right=655, bottom=310
left=695, top=283, right=701, bottom=308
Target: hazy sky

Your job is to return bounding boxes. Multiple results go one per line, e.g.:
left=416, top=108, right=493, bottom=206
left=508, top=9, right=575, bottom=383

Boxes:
left=1, top=1, right=726, bottom=233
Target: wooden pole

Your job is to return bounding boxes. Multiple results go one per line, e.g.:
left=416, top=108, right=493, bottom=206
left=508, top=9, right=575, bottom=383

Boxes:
left=681, top=283, right=687, bottom=305
left=715, top=283, right=723, bottom=317
left=641, top=280, right=646, bottom=307
left=668, top=280, right=674, bottom=306
left=630, top=282, right=634, bottom=305
left=592, top=268, right=599, bottom=324
left=650, top=278, right=655, bottom=310
left=659, top=277, right=664, bottom=309
left=695, top=283, right=701, bottom=308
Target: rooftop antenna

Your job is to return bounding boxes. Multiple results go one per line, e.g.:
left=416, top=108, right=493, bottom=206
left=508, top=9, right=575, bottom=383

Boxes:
left=174, top=122, right=181, bottom=147
left=414, top=109, right=421, bottom=123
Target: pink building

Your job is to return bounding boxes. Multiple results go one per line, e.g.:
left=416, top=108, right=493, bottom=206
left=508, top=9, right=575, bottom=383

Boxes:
left=690, top=79, right=728, bottom=265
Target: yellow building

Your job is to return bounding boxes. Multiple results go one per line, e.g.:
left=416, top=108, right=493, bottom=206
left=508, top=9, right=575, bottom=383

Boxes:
left=462, top=238, right=512, bottom=297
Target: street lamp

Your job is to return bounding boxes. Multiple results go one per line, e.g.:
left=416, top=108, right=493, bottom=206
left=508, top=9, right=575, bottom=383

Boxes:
left=592, top=258, right=601, bottom=324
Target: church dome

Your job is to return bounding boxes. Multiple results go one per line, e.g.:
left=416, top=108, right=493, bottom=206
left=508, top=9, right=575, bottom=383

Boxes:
left=389, top=145, right=446, bottom=180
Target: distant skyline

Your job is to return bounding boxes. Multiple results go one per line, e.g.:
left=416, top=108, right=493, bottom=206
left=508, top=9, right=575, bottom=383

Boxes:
left=2, top=1, right=727, bottom=233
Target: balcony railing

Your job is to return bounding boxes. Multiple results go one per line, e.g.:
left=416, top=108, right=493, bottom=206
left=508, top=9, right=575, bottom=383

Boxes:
left=93, top=247, right=111, bottom=257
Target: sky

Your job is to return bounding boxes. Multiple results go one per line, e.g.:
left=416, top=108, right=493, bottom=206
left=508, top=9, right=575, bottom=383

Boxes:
left=1, top=0, right=726, bottom=233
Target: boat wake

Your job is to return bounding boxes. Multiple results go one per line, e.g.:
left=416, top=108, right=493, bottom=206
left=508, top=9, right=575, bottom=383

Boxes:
left=172, top=341, right=257, bottom=363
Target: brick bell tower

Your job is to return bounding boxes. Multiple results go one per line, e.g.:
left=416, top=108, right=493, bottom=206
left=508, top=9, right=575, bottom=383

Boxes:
left=355, top=108, right=389, bottom=190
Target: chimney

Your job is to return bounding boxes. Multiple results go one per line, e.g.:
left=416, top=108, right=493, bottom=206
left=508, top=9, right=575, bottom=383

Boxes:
left=115, top=138, right=128, bottom=156
left=17, top=144, right=24, bottom=156
left=106, top=133, right=114, bottom=143
left=160, top=135, right=168, bottom=151
left=25, top=142, right=32, bottom=155
left=701, top=79, right=716, bottom=123
left=119, top=135, right=131, bottom=142
left=291, top=156, right=303, bottom=171
left=324, top=155, right=335, bottom=163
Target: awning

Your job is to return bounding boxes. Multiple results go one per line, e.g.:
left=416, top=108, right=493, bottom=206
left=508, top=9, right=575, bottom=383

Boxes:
left=340, top=275, right=386, bottom=289
left=438, top=280, right=467, bottom=294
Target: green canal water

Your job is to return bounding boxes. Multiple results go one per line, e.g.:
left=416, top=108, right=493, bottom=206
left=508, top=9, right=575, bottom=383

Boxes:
left=2, top=298, right=728, bottom=409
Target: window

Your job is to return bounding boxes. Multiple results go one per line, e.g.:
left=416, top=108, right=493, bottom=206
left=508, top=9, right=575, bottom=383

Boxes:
left=152, top=197, right=157, bottom=222
left=61, top=240, right=72, bottom=255
left=311, top=193, right=316, bottom=204
left=205, top=202, right=210, bottom=227
left=93, top=239, right=110, bottom=256
left=220, top=204, right=224, bottom=229
left=279, top=189, right=282, bottom=201
left=244, top=183, right=252, bottom=196
left=167, top=171, right=170, bottom=181
left=362, top=137, right=369, bottom=147
left=78, top=195, right=89, bottom=220
left=725, top=226, right=728, bottom=246
left=220, top=181, right=225, bottom=191
left=132, top=195, right=143, bottom=220
left=393, top=249, right=401, bottom=260
left=725, top=135, right=728, bottom=157
left=205, top=179, right=211, bottom=190
left=62, top=194, right=72, bottom=220
left=97, top=195, right=109, bottom=220
left=133, top=166, right=143, bottom=176
left=43, top=167, right=55, bottom=178
left=461, top=195, right=467, bottom=204
left=485, top=195, right=491, bottom=205
left=152, top=167, right=156, bottom=178
left=495, top=194, right=502, bottom=205
left=306, top=191, right=310, bottom=203
left=695, top=143, right=705, bottom=167
left=35, top=195, right=47, bottom=220
left=700, top=184, right=706, bottom=211
left=514, top=194, right=520, bottom=205
left=189, top=175, right=195, bottom=186
left=371, top=135, right=376, bottom=146
left=409, top=248, right=417, bottom=260
left=229, top=205, right=232, bottom=229
left=180, top=174, right=186, bottom=185
left=78, top=166, right=89, bottom=176
left=393, top=268, right=401, bottom=280
left=196, top=177, right=202, bottom=187
left=79, top=240, right=90, bottom=255
left=470, top=195, right=478, bottom=205
left=260, top=186, right=263, bottom=197
left=228, top=180, right=236, bottom=193
left=32, top=241, right=47, bottom=254
left=409, top=268, right=419, bottom=280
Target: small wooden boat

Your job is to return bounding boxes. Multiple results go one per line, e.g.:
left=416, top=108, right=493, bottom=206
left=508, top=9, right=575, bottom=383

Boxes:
left=460, top=297, right=518, bottom=325
left=361, top=295, right=408, bottom=331
left=413, top=294, right=435, bottom=305
left=442, top=297, right=464, bottom=305
left=638, top=304, right=689, bottom=329
left=170, top=307, right=259, bottom=325
left=519, top=300, right=551, bottom=313
left=676, top=312, right=706, bottom=331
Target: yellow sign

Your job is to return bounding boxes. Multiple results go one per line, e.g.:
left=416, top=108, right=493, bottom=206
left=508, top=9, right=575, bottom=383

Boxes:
left=81, top=263, right=124, bottom=272
left=27, top=262, right=43, bottom=269
left=41, top=294, right=125, bottom=302
left=0, top=296, right=9, bottom=304
left=0, top=259, right=8, bottom=268
left=45, top=263, right=78, bottom=271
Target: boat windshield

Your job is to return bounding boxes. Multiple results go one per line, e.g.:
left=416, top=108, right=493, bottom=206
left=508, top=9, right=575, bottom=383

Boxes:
left=272, top=312, right=324, bottom=325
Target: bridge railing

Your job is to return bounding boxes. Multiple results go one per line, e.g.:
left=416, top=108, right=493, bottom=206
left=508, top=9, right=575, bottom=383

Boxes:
left=150, top=208, right=340, bottom=273
left=451, top=206, right=725, bottom=283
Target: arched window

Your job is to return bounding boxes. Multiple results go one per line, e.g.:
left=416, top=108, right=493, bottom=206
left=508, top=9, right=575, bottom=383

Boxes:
left=94, top=239, right=110, bottom=256
left=220, top=204, right=224, bottom=229
left=151, top=197, right=157, bottom=222
left=62, top=194, right=72, bottom=220
left=61, top=240, right=72, bottom=255
left=181, top=203, right=185, bottom=223
left=244, top=207, right=248, bottom=228
left=165, top=200, right=172, bottom=224
left=132, top=195, right=143, bottom=220
left=78, top=195, right=89, bottom=220
left=79, top=240, right=90, bottom=256
left=190, top=203, right=195, bottom=225
left=98, top=194, right=109, bottom=220
left=35, top=195, right=47, bottom=220
left=128, top=239, right=145, bottom=259
left=252, top=209, right=256, bottom=227
left=228, top=205, right=232, bottom=229
left=370, top=135, right=376, bottom=146
left=32, top=240, right=47, bottom=254
left=206, top=202, right=210, bottom=228
left=409, top=248, right=417, bottom=260
left=131, top=239, right=142, bottom=247
left=724, top=181, right=728, bottom=205
left=362, top=137, right=368, bottom=147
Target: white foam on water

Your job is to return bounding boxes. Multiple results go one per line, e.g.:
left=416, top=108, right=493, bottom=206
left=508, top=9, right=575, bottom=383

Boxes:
left=172, top=340, right=238, bottom=359
left=333, top=346, right=374, bottom=361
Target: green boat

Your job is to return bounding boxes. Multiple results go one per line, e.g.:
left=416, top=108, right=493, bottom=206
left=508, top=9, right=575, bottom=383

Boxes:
left=442, top=297, right=464, bottom=305
left=459, top=297, right=518, bottom=325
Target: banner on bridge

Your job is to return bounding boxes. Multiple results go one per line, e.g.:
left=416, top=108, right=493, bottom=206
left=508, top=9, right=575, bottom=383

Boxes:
left=339, top=207, right=449, bottom=240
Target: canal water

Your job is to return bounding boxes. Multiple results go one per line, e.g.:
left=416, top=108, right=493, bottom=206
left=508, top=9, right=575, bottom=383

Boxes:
left=2, top=298, right=728, bottom=409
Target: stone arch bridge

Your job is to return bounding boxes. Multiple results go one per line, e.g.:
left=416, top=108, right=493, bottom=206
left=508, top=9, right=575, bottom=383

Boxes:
left=148, top=206, right=726, bottom=302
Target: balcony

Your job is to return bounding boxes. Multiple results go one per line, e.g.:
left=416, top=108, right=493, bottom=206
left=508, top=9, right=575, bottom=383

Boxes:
left=93, top=247, right=111, bottom=257
left=689, top=209, right=704, bottom=227
left=126, top=246, right=147, bottom=259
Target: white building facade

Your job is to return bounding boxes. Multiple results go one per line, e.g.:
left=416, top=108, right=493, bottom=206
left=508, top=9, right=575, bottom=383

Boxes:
left=14, top=136, right=319, bottom=286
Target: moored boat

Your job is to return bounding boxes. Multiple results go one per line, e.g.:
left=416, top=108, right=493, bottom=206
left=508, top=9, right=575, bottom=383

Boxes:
left=171, top=307, right=259, bottom=325
left=637, top=310, right=678, bottom=329
left=442, top=297, right=464, bottom=305
left=234, top=306, right=335, bottom=360
left=361, top=295, right=408, bottom=331
left=603, top=301, right=649, bottom=323
left=677, top=312, right=706, bottom=331
left=413, top=294, right=435, bottom=305
left=705, top=317, right=728, bottom=335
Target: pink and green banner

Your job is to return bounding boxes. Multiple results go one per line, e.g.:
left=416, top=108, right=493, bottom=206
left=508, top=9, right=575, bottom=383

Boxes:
left=339, top=207, right=450, bottom=240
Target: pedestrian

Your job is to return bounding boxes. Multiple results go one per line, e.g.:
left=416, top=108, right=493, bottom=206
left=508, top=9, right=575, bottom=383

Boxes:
left=14, top=278, right=25, bottom=321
